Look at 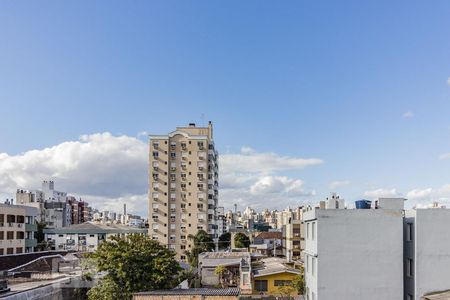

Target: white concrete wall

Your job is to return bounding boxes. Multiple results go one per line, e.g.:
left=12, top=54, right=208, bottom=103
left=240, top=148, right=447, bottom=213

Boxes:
left=304, top=209, right=404, bottom=300
left=412, top=209, right=450, bottom=299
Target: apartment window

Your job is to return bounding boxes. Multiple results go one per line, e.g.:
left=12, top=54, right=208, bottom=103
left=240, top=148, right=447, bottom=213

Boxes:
left=181, top=245, right=186, bottom=250
left=305, top=255, right=309, bottom=272
left=197, top=204, right=204, bottom=210
left=152, top=235, right=158, bottom=240
left=153, top=142, right=159, bottom=148
left=0, top=232, right=3, bottom=240
left=181, top=173, right=187, bottom=180
left=16, top=247, right=23, bottom=254
left=7, top=231, right=14, bottom=240
left=181, top=183, right=187, bottom=189
left=312, top=222, right=316, bottom=240
left=152, top=151, right=159, bottom=158
left=254, top=280, right=268, bottom=292
left=274, top=280, right=291, bottom=286
left=312, top=257, right=316, bottom=276
left=16, top=231, right=25, bottom=239
left=197, top=141, right=204, bottom=149
left=17, top=215, right=25, bottom=223
left=7, top=215, right=15, bottom=223
left=7, top=248, right=13, bottom=255
left=406, top=223, right=413, bottom=241
left=0, top=214, right=4, bottom=223
left=180, top=255, right=186, bottom=260
left=0, top=249, right=3, bottom=255
left=407, top=258, right=414, bottom=277
left=170, top=152, right=176, bottom=158
left=170, top=174, right=176, bottom=181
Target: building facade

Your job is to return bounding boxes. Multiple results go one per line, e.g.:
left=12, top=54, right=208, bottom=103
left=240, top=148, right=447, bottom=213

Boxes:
left=149, top=122, right=219, bottom=260
left=0, top=203, right=38, bottom=255
left=303, top=198, right=405, bottom=300
left=282, top=219, right=303, bottom=262
left=404, top=209, right=450, bottom=300
left=44, top=221, right=147, bottom=252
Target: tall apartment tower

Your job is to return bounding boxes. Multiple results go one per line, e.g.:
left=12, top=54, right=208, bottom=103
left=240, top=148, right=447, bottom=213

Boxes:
left=149, top=122, right=219, bottom=261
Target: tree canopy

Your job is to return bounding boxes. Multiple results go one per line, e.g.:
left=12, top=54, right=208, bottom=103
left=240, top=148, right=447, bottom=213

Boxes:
left=234, top=232, right=250, bottom=248
left=184, top=230, right=214, bottom=267
left=88, top=234, right=180, bottom=300
left=218, top=232, right=231, bottom=250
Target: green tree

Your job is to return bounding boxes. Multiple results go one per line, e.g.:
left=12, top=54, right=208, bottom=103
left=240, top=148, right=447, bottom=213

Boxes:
left=214, top=265, right=227, bottom=288
left=89, top=234, right=181, bottom=300
left=233, top=232, right=250, bottom=248
left=290, top=271, right=305, bottom=295
left=218, top=232, right=231, bottom=250
left=35, top=222, right=48, bottom=251
left=184, top=230, right=214, bottom=267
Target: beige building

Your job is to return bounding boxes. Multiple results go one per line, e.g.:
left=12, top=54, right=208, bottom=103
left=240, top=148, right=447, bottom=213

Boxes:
left=149, top=122, right=219, bottom=261
left=282, top=219, right=304, bottom=262
left=0, top=203, right=38, bottom=255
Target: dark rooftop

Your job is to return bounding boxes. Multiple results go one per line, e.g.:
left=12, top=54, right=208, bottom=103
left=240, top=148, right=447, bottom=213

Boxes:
left=135, top=288, right=240, bottom=296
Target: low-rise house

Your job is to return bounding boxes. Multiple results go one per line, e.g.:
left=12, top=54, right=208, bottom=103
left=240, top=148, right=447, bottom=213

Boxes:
left=250, top=232, right=283, bottom=256
left=43, top=221, right=147, bottom=251
left=0, top=202, right=38, bottom=255
left=133, top=288, right=240, bottom=300
left=252, top=257, right=302, bottom=295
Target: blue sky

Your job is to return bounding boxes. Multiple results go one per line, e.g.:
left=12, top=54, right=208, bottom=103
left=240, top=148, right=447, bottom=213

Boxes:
left=1, top=1, right=450, bottom=214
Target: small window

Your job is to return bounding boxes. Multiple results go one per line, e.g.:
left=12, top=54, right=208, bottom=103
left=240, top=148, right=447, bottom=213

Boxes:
left=406, top=223, right=413, bottom=241
left=274, top=280, right=291, bottom=286
left=407, top=258, right=414, bottom=277
left=254, top=280, right=268, bottom=292
left=312, top=222, right=316, bottom=240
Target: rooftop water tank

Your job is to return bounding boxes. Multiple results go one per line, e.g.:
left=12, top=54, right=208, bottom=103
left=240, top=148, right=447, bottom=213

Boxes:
left=355, top=200, right=371, bottom=209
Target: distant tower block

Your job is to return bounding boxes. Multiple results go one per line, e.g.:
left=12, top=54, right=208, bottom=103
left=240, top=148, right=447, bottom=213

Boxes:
left=124, top=203, right=127, bottom=216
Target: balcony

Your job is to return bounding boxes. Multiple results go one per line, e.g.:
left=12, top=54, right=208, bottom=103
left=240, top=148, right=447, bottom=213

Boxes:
left=25, top=223, right=37, bottom=232
left=170, top=208, right=176, bottom=213
left=25, top=239, right=37, bottom=248
left=153, top=208, right=158, bottom=212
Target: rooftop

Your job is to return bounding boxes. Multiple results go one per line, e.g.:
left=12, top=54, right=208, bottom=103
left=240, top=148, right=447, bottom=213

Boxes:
left=43, top=221, right=147, bottom=235
left=134, top=288, right=240, bottom=296
left=252, top=257, right=301, bottom=277
left=422, top=290, right=450, bottom=300
left=255, top=232, right=282, bottom=240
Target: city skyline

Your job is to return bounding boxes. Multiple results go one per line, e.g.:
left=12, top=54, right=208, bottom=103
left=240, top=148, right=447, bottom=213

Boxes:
left=1, top=1, right=450, bottom=216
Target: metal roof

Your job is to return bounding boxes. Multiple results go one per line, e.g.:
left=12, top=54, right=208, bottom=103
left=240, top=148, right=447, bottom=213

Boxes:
left=253, top=257, right=301, bottom=277
left=135, top=288, right=240, bottom=296
left=43, top=221, right=147, bottom=235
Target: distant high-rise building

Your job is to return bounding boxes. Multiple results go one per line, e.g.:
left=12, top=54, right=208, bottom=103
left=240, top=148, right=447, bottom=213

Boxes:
left=149, top=122, right=219, bottom=261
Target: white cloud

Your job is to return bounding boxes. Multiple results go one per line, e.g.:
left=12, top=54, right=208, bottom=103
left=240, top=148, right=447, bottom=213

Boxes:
left=403, top=111, right=414, bottom=118
left=329, top=180, right=351, bottom=189
left=406, top=188, right=433, bottom=200
left=363, top=188, right=402, bottom=199
left=0, top=133, right=148, bottom=215
left=0, top=134, right=322, bottom=215
left=439, top=153, right=450, bottom=160
left=218, top=149, right=321, bottom=210
left=220, top=147, right=323, bottom=174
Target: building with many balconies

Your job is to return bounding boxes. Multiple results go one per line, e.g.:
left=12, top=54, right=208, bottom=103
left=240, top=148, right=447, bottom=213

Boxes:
left=148, top=122, right=219, bottom=261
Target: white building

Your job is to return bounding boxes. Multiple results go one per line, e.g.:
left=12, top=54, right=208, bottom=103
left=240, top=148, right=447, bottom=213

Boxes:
left=404, top=208, right=450, bottom=300
left=43, top=221, right=147, bottom=252
left=303, top=197, right=405, bottom=300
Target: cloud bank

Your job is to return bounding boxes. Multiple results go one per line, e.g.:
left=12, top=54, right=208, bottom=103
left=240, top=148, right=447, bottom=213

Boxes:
left=0, top=136, right=322, bottom=216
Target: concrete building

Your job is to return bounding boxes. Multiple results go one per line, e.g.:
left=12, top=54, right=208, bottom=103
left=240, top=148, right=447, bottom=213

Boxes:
left=282, top=219, right=303, bottom=262
left=303, top=197, right=405, bottom=300
left=404, top=209, right=450, bottom=300
left=149, top=122, right=219, bottom=261
left=0, top=202, right=38, bottom=255
left=44, top=221, right=147, bottom=252
left=16, top=181, right=73, bottom=228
